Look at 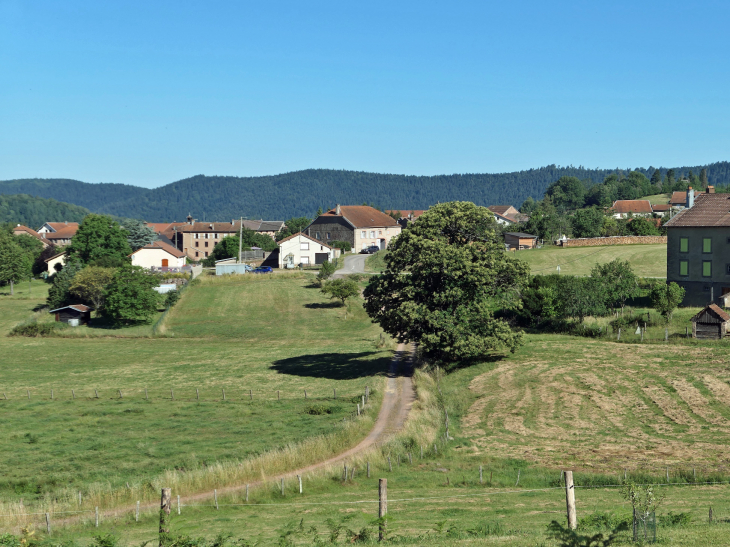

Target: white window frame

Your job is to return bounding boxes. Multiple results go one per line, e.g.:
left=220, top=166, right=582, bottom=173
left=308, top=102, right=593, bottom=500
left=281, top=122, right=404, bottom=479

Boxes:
left=301, top=242, right=309, bottom=250
left=370, top=231, right=375, bottom=238
left=301, top=256, right=310, bottom=264
left=361, top=231, right=366, bottom=238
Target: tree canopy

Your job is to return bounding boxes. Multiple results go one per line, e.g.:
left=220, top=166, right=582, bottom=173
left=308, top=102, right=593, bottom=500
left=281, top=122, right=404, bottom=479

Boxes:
left=364, top=201, right=529, bottom=363
left=103, top=266, right=160, bottom=324
left=69, top=266, right=116, bottom=313
left=121, top=218, right=157, bottom=251
left=66, top=214, right=132, bottom=267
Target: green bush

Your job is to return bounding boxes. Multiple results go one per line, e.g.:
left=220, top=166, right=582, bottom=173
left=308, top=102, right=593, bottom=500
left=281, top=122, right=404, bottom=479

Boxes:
left=9, top=321, right=60, bottom=337
left=659, top=511, right=692, bottom=527
left=331, top=240, right=352, bottom=251
left=164, top=290, right=180, bottom=308
left=305, top=404, right=339, bottom=415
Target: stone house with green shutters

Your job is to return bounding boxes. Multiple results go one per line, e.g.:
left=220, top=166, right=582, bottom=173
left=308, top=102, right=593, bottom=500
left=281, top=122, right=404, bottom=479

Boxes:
left=665, top=186, right=730, bottom=306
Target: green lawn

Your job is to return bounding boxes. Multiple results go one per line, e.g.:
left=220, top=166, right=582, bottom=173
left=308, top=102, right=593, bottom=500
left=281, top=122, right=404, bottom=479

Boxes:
left=517, top=243, right=667, bottom=277
left=645, top=193, right=671, bottom=205
left=0, top=273, right=391, bottom=507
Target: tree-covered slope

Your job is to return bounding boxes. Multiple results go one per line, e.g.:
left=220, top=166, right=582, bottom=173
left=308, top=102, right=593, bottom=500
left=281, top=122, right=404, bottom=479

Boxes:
left=0, top=194, right=91, bottom=229
left=3, top=162, right=730, bottom=221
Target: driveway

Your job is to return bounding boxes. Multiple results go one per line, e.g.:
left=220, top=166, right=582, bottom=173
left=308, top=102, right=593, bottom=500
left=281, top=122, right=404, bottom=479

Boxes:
left=334, top=253, right=367, bottom=277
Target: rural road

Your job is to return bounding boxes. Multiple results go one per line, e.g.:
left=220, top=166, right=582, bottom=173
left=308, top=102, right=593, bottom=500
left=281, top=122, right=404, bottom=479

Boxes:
left=79, top=344, right=415, bottom=524
left=333, top=253, right=367, bottom=277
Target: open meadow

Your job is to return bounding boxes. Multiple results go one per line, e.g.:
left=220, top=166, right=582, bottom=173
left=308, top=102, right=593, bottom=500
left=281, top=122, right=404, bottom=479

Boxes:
left=517, top=243, right=667, bottom=277
left=0, top=273, right=392, bottom=512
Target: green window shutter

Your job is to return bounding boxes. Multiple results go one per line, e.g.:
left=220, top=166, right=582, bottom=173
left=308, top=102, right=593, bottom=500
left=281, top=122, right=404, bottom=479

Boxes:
left=703, top=261, right=712, bottom=277
left=680, top=238, right=688, bottom=252
left=680, top=261, right=688, bottom=276
left=703, top=238, right=712, bottom=253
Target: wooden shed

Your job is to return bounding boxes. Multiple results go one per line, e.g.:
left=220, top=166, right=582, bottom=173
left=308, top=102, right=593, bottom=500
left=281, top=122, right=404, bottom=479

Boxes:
left=691, top=304, right=730, bottom=340
left=504, top=232, right=538, bottom=250
left=49, top=304, right=91, bottom=326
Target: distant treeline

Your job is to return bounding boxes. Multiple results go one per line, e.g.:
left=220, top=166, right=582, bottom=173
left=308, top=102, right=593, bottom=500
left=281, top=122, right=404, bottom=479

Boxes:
left=3, top=162, right=730, bottom=221
left=0, top=193, right=91, bottom=229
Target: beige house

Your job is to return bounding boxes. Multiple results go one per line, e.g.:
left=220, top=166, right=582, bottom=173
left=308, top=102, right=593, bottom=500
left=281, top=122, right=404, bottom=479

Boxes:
left=130, top=241, right=187, bottom=270
left=306, top=205, right=401, bottom=252
left=13, top=225, right=52, bottom=248
left=45, top=252, right=66, bottom=275
left=172, top=217, right=285, bottom=260
left=278, top=233, right=336, bottom=268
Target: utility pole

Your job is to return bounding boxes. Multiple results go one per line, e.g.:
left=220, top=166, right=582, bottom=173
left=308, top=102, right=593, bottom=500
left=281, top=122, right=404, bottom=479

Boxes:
left=238, top=217, right=243, bottom=263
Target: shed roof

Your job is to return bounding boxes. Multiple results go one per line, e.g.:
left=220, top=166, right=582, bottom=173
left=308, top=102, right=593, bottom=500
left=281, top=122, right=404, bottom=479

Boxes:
left=691, top=303, right=730, bottom=323
left=611, top=200, right=653, bottom=214
left=321, top=206, right=399, bottom=228
left=504, top=232, right=538, bottom=239
left=665, top=193, right=730, bottom=227
left=49, top=304, right=91, bottom=313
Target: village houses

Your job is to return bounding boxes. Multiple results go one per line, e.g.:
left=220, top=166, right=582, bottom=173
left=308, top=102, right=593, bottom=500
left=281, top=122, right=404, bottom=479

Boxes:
left=306, top=205, right=401, bottom=252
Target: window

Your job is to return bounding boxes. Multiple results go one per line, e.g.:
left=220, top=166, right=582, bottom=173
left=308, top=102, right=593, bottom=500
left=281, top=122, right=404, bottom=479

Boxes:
left=679, top=261, right=688, bottom=276
left=326, top=232, right=331, bottom=239
left=205, top=252, right=209, bottom=257
left=195, top=251, right=199, bottom=257
left=370, top=231, right=375, bottom=238
left=679, top=237, right=688, bottom=252
left=301, top=256, right=310, bottom=264
left=195, top=233, right=199, bottom=239
left=703, top=261, right=712, bottom=277
left=703, top=285, right=712, bottom=292
left=301, top=242, right=309, bottom=250
left=195, top=241, right=199, bottom=247
left=379, top=230, right=382, bottom=235
left=215, top=233, right=218, bottom=239
left=316, top=232, right=320, bottom=240
left=205, top=241, right=208, bottom=247
left=361, top=231, right=366, bottom=238
left=703, top=238, right=712, bottom=253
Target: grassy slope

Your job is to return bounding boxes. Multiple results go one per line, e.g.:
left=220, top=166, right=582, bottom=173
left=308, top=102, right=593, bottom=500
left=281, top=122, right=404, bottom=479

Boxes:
left=0, top=273, right=391, bottom=504
left=518, top=243, right=667, bottom=277
left=365, top=250, right=388, bottom=272
left=645, top=193, right=671, bottom=204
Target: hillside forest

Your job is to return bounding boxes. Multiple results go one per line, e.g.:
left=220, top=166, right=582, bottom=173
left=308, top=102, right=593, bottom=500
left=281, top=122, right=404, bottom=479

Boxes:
left=3, top=162, right=730, bottom=223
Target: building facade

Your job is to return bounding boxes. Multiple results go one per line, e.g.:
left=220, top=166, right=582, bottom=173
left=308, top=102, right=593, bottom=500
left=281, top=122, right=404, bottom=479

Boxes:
left=665, top=188, right=730, bottom=306
left=306, top=205, right=401, bottom=251
left=172, top=217, right=285, bottom=260
left=277, top=233, right=336, bottom=268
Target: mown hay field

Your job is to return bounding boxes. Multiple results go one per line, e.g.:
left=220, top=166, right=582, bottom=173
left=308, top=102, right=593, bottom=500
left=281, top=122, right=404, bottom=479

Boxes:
left=517, top=243, right=667, bottom=277
left=0, top=273, right=391, bottom=506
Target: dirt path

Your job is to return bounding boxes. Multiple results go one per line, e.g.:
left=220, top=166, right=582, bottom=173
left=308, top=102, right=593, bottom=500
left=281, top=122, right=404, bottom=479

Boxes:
left=68, top=344, right=415, bottom=523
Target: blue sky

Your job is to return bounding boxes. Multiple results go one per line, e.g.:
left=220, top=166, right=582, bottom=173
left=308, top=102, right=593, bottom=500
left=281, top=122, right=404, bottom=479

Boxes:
left=1, top=1, right=728, bottom=188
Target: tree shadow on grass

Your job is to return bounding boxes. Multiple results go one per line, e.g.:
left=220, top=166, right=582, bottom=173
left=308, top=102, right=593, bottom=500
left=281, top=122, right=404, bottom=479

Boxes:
left=304, top=302, right=342, bottom=309
left=271, top=351, right=391, bottom=380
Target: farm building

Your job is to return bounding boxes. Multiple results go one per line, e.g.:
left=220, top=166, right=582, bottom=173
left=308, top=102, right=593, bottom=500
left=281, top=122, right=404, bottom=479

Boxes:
left=691, top=304, right=730, bottom=340
left=49, top=304, right=91, bottom=326
left=504, top=232, right=538, bottom=250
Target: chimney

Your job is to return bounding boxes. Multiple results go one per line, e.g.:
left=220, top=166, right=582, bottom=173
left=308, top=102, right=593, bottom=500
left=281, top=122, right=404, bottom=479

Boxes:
left=231, top=219, right=235, bottom=225
left=335, top=204, right=341, bottom=215
left=65, top=221, right=68, bottom=225
left=707, top=185, right=715, bottom=194
left=687, top=187, right=695, bottom=208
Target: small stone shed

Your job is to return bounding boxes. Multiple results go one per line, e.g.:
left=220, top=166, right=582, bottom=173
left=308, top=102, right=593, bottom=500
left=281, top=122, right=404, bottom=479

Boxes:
left=49, top=304, right=91, bottom=326
left=691, top=304, right=730, bottom=340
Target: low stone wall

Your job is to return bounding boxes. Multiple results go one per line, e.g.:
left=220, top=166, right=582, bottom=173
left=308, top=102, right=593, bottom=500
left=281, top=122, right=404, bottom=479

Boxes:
left=560, top=236, right=667, bottom=247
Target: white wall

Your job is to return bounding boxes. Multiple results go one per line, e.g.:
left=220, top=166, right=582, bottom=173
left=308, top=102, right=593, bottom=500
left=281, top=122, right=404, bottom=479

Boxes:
left=131, top=248, right=185, bottom=269
left=278, top=235, right=334, bottom=268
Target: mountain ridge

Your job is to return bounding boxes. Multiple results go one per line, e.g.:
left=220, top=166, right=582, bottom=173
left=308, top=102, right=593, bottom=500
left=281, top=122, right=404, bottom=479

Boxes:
left=3, top=163, right=730, bottom=221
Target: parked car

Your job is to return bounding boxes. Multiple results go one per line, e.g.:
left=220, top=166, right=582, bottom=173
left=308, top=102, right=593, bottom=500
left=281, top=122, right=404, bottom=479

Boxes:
left=243, top=264, right=254, bottom=272
left=252, top=266, right=273, bottom=274
left=360, top=246, right=380, bottom=254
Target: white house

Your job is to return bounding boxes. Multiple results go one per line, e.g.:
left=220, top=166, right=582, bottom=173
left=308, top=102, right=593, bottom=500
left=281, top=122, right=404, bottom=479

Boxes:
left=278, top=233, right=336, bottom=268
left=130, top=241, right=187, bottom=269
left=44, top=252, right=66, bottom=275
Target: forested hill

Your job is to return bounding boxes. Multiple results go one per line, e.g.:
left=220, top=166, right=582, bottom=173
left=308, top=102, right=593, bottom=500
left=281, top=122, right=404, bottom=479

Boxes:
left=3, top=162, right=730, bottom=221
left=0, top=194, right=90, bottom=229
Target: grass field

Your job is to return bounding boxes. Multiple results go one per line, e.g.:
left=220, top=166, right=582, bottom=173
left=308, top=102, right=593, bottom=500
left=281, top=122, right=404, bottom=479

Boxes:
left=517, top=243, right=667, bottom=277
left=0, top=273, right=391, bottom=509
left=645, top=193, right=671, bottom=205
left=365, top=250, right=388, bottom=272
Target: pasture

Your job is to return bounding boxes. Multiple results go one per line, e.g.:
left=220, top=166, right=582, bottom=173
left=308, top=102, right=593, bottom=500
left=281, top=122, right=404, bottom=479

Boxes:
left=517, top=243, right=667, bottom=277
left=0, top=273, right=391, bottom=507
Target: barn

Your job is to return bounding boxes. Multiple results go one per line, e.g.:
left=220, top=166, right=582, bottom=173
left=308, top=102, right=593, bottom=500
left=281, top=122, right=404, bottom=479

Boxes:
left=691, top=304, right=730, bottom=340
left=49, top=304, right=91, bottom=326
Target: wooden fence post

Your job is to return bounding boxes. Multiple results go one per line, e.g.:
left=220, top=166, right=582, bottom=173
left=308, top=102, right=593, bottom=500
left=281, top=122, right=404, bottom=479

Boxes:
left=145, top=388, right=148, bottom=400
left=159, top=488, right=172, bottom=544
left=246, top=484, right=249, bottom=502
left=94, top=389, right=98, bottom=399
left=78, top=491, right=82, bottom=506
left=378, top=479, right=387, bottom=541
left=277, top=390, right=280, bottom=401
left=367, top=461, right=371, bottom=478
left=298, top=475, right=302, bottom=494
left=118, top=389, right=122, bottom=399
left=214, top=489, right=219, bottom=509
left=564, top=471, right=577, bottom=530
left=51, top=389, right=53, bottom=400
left=617, top=328, right=621, bottom=341
left=304, top=390, right=307, bottom=399
left=177, top=495, right=181, bottom=515
left=249, top=389, right=252, bottom=400
left=136, top=501, right=140, bottom=522
left=222, top=388, right=226, bottom=401
left=281, top=478, right=285, bottom=495
left=171, top=389, right=174, bottom=401
left=45, top=512, right=51, bottom=535
left=95, top=506, right=99, bottom=527
left=480, top=465, right=483, bottom=484
left=357, top=403, right=360, bottom=416
left=72, top=389, right=75, bottom=399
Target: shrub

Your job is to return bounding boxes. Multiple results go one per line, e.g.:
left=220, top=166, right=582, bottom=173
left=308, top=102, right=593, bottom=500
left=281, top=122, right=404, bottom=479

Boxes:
left=331, top=241, right=352, bottom=252
left=305, top=404, right=339, bottom=415
left=9, top=321, right=60, bottom=337
left=164, top=290, right=180, bottom=308
left=659, top=511, right=691, bottom=527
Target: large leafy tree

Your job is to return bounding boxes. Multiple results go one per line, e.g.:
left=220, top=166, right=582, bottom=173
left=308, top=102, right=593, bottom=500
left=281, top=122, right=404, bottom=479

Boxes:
left=558, top=276, right=608, bottom=323
left=121, top=219, right=156, bottom=251
left=0, top=235, right=31, bottom=292
left=364, top=201, right=529, bottom=363
left=521, top=196, right=563, bottom=241
left=627, top=218, right=660, bottom=236
left=66, top=214, right=132, bottom=266
left=591, top=259, right=639, bottom=314
left=68, top=266, right=116, bottom=314
left=545, top=176, right=587, bottom=211
left=103, top=266, right=160, bottom=324
left=570, top=207, right=604, bottom=238
left=275, top=217, right=312, bottom=241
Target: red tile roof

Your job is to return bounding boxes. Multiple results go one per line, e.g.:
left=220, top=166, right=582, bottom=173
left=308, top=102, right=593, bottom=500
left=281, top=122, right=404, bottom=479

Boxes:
left=44, top=226, right=79, bottom=240
left=44, top=222, right=79, bottom=232
left=488, top=205, right=519, bottom=216
left=670, top=190, right=701, bottom=205
left=651, top=204, right=671, bottom=212
left=322, top=206, right=399, bottom=228
left=611, top=200, right=653, bottom=214
left=691, top=304, right=730, bottom=323
left=13, top=225, right=48, bottom=244
left=133, top=240, right=187, bottom=258
left=665, top=193, right=730, bottom=227
left=176, top=220, right=284, bottom=233
left=385, top=209, right=426, bottom=220
left=49, top=304, right=90, bottom=313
